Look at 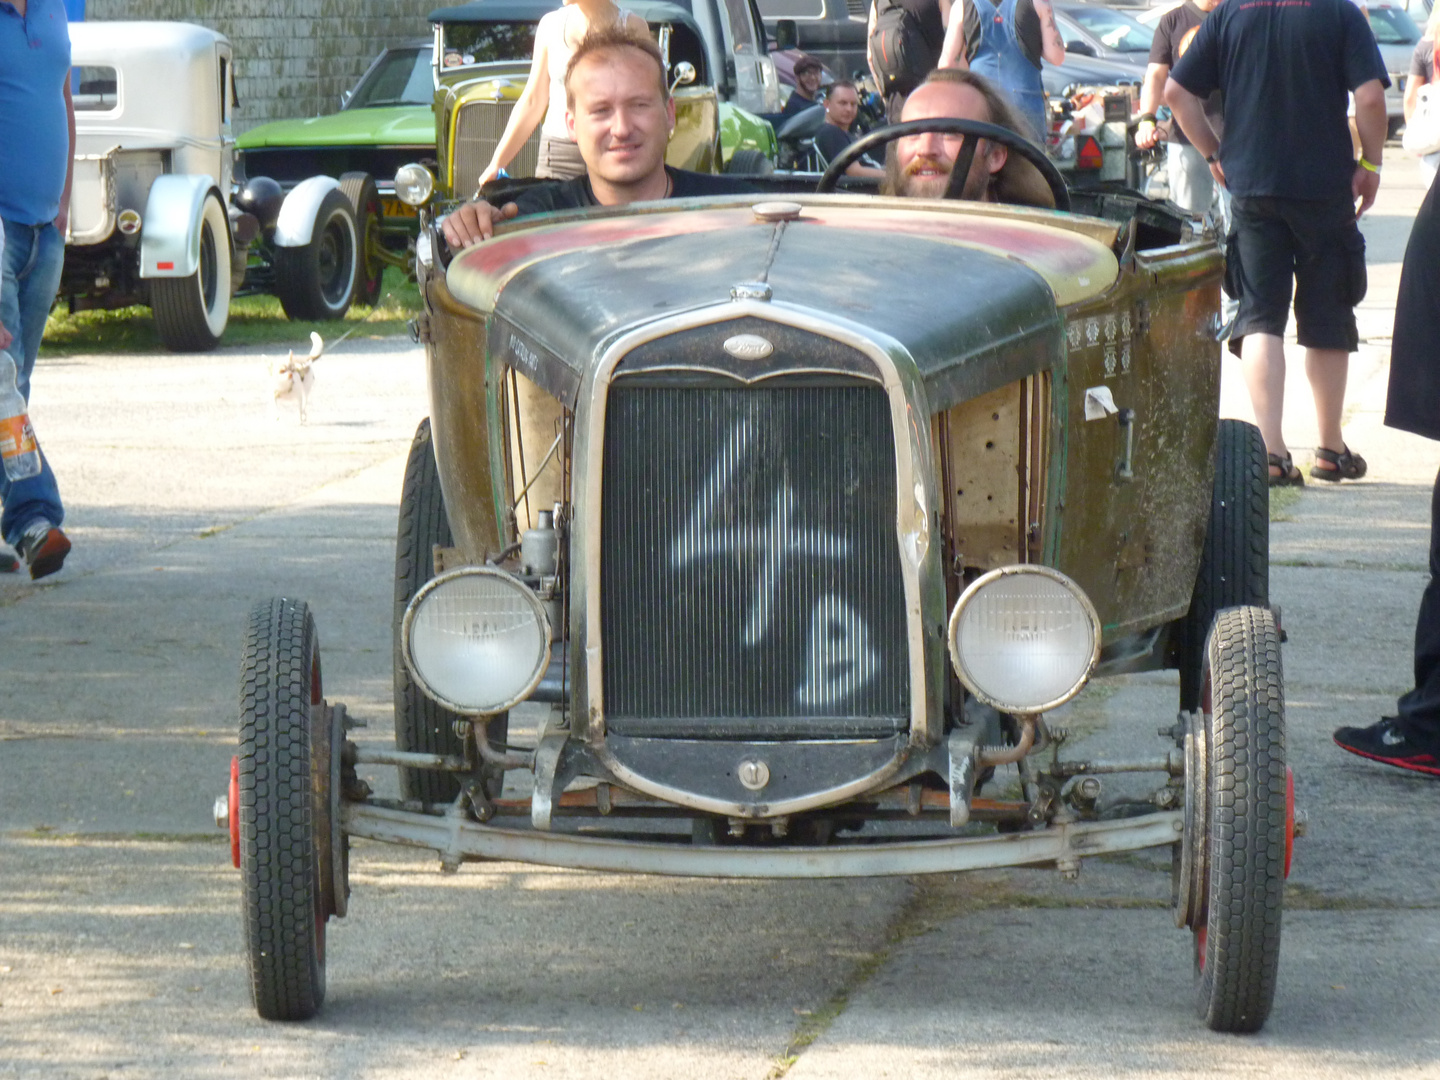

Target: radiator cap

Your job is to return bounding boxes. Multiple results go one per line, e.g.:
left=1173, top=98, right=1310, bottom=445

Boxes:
left=751, top=200, right=803, bottom=222
left=730, top=281, right=772, bottom=302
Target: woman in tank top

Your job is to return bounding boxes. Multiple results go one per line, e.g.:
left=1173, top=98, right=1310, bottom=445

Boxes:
left=478, top=0, right=649, bottom=186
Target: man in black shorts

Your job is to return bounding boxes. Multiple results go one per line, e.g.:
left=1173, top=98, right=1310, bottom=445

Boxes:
left=443, top=25, right=753, bottom=249
left=815, top=80, right=884, bottom=179
left=1165, top=0, right=1388, bottom=487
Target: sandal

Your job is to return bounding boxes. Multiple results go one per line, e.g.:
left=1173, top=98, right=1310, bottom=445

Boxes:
left=1267, top=452, right=1304, bottom=487
left=1310, top=445, right=1367, bottom=482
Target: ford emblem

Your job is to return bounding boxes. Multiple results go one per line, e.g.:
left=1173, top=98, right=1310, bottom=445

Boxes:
left=723, top=334, right=774, bottom=361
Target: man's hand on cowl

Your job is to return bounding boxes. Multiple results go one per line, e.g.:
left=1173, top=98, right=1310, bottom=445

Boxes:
left=442, top=199, right=520, bottom=250
left=1353, top=164, right=1380, bottom=218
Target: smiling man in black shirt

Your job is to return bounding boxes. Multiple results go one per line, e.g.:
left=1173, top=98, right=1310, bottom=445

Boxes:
left=442, top=25, right=753, bottom=249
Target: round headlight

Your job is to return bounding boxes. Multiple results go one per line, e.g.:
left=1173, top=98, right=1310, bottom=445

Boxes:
left=394, top=163, right=435, bottom=208
left=402, top=567, right=551, bottom=714
left=947, top=566, right=1100, bottom=714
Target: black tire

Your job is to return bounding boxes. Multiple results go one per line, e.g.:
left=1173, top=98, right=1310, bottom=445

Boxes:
left=339, top=171, right=385, bottom=308
left=274, top=187, right=358, bottom=321
left=1194, top=605, right=1286, bottom=1033
left=239, top=597, right=326, bottom=1021
left=726, top=148, right=773, bottom=175
left=393, top=419, right=509, bottom=803
left=1178, top=418, right=1268, bottom=711
left=151, top=191, right=231, bottom=351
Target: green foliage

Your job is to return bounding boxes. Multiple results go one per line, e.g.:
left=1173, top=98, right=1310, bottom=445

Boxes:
left=39, top=267, right=419, bottom=356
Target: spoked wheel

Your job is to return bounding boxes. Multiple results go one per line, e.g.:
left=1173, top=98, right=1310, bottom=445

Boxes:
left=1174, top=605, right=1287, bottom=1033
left=239, top=597, right=338, bottom=1020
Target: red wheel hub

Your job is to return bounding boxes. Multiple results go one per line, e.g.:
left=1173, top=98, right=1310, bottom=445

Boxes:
left=1284, top=765, right=1295, bottom=879
left=229, top=755, right=240, bottom=869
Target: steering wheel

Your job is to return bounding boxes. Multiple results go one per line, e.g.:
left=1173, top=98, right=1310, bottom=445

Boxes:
left=817, top=117, right=1070, bottom=213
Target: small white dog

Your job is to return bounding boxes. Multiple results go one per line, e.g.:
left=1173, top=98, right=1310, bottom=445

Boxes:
left=272, top=331, right=323, bottom=423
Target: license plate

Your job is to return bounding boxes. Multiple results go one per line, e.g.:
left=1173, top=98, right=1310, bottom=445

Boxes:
left=382, top=199, right=418, bottom=218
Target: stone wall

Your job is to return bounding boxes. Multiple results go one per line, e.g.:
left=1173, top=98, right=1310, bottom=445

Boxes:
left=86, top=0, right=437, bottom=133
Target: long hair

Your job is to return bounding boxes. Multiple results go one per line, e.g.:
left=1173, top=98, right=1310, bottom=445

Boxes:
left=884, top=68, right=1055, bottom=208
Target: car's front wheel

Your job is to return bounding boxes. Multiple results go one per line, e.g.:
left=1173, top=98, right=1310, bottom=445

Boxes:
left=239, top=597, right=328, bottom=1021
left=274, top=188, right=358, bottom=321
left=1189, top=605, right=1286, bottom=1033
left=339, top=171, right=385, bottom=307
left=150, top=191, right=231, bottom=351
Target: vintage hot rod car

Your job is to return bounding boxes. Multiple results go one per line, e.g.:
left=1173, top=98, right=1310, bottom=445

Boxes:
left=65, top=22, right=366, bottom=351
left=225, top=121, right=1296, bottom=1033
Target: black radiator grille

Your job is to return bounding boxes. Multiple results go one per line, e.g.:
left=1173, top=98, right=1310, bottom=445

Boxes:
left=600, top=384, right=908, bottom=738
left=452, top=100, right=540, bottom=191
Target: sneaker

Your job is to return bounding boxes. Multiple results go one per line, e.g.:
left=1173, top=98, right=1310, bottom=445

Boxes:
left=1333, top=717, right=1440, bottom=777
left=15, top=521, right=70, bottom=581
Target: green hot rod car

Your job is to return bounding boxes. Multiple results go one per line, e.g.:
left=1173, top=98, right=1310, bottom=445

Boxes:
left=224, top=122, right=1297, bottom=1034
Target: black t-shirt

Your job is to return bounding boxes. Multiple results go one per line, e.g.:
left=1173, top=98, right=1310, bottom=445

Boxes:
left=1148, top=2, right=1222, bottom=146
left=1170, top=0, right=1389, bottom=201
left=814, top=122, right=854, bottom=165
left=511, top=167, right=756, bottom=215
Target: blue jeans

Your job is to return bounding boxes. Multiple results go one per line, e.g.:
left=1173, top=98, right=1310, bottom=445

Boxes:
left=1, top=217, right=65, bottom=546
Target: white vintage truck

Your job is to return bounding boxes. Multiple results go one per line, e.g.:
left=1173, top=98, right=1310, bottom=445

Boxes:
left=65, top=22, right=364, bottom=351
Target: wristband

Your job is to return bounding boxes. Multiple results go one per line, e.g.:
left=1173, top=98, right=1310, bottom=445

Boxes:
left=1359, top=155, right=1381, bottom=173
left=1137, top=113, right=1156, bottom=125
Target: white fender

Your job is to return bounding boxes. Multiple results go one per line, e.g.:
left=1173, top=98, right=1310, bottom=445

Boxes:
left=139, top=174, right=222, bottom=279
left=273, top=175, right=342, bottom=248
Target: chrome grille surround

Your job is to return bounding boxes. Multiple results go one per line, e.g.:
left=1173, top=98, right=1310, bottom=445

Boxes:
left=573, top=299, right=944, bottom=817
left=451, top=98, right=540, bottom=192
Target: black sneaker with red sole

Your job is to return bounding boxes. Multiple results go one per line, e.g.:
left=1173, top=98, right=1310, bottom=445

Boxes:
left=1334, top=717, right=1440, bottom=776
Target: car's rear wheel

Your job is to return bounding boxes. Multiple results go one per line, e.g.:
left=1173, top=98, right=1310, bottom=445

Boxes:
left=393, top=418, right=508, bottom=805
left=151, top=191, right=231, bottom=351
left=1187, top=605, right=1286, bottom=1033
left=1177, top=418, right=1268, bottom=711
left=239, top=597, right=328, bottom=1020
left=274, top=188, right=358, bottom=321
left=339, top=171, right=385, bottom=307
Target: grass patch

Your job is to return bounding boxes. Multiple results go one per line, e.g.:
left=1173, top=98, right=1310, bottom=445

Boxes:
left=1269, top=483, right=1302, bottom=522
left=39, top=266, right=420, bottom=356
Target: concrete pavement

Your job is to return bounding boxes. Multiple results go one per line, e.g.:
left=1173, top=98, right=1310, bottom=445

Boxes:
left=2, top=158, right=1439, bottom=1078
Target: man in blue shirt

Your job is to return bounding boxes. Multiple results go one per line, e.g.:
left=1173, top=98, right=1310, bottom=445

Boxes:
left=1165, top=0, right=1388, bottom=489
left=0, top=0, right=74, bottom=579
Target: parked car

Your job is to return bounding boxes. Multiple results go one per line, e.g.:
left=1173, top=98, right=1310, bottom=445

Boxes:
left=1369, top=0, right=1424, bottom=137
left=1054, top=2, right=1153, bottom=72
left=64, top=22, right=364, bottom=351
left=431, top=0, right=780, bottom=197
left=225, top=118, right=1299, bottom=1034
left=237, top=42, right=436, bottom=305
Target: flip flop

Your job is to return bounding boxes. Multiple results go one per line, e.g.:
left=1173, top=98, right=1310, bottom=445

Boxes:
left=1267, top=452, right=1304, bottom=488
left=1310, top=446, right=1367, bottom=482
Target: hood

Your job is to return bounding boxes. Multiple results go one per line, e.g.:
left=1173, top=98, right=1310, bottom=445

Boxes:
left=237, top=106, right=435, bottom=149
left=447, top=197, right=1120, bottom=411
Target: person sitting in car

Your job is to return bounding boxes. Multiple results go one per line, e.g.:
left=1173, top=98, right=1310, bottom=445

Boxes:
left=815, top=80, right=885, bottom=180
left=884, top=67, right=1056, bottom=208
left=443, top=25, right=754, bottom=249
left=759, top=54, right=826, bottom=130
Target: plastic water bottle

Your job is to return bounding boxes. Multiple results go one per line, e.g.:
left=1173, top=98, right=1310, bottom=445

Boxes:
left=0, top=349, right=40, bottom=481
